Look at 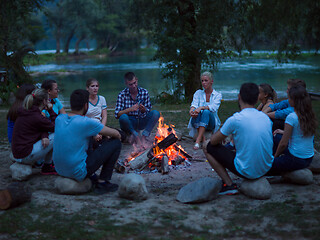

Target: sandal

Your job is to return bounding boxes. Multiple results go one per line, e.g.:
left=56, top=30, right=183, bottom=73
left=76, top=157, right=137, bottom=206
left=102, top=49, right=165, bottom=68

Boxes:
left=193, top=142, right=201, bottom=150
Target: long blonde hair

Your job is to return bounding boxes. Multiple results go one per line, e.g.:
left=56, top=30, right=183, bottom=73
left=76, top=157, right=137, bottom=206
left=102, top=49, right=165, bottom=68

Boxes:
left=23, top=88, right=48, bottom=110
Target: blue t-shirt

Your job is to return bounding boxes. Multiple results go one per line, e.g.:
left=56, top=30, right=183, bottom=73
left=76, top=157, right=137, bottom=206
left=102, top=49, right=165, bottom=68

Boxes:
left=220, top=108, right=274, bottom=179
left=43, top=98, right=63, bottom=118
left=269, top=99, right=294, bottom=120
left=285, top=112, right=314, bottom=159
left=53, top=114, right=104, bottom=181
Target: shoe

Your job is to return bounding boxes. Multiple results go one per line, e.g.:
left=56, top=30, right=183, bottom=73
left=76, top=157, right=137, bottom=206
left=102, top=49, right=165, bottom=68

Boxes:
left=94, top=181, right=118, bottom=194
left=193, top=142, right=201, bottom=150
left=89, top=173, right=99, bottom=184
left=41, top=164, right=58, bottom=175
left=219, top=183, right=238, bottom=195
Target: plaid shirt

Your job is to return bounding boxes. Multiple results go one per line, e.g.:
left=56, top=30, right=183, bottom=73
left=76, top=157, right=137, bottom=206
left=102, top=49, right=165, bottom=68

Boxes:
left=115, top=86, right=151, bottom=119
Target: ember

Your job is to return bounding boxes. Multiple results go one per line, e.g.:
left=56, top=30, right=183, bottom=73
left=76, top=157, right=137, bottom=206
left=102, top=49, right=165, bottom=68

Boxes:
left=124, top=116, right=191, bottom=174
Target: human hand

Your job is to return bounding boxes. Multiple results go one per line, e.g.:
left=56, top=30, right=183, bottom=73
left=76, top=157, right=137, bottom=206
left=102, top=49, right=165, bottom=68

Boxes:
left=131, top=103, right=139, bottom=112
left=41, top=138, right=50, bottom=148
left=273, top=129, right=284, bottom=136
left=94, top=134, right=102, bottom=142
left=139, top=104, right=146, bottom=113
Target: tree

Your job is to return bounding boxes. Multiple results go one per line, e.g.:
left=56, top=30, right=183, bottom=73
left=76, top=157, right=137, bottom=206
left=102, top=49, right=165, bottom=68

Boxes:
left=129, top=0, right=233, bottom=100
left=0, top=0, right=46, bottom=103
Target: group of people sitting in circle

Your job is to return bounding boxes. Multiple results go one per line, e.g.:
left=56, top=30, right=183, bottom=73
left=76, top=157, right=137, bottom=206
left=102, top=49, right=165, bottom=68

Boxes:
left=190, top=72, right=316, bottom=195
left=6, top=70, right=317, bottom=195
left=7, top=72, right=160, bottom=194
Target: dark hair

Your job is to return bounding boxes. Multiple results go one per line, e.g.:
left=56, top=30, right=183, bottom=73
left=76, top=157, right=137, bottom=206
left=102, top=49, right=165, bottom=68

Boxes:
left=240, top=83, right=259, bottom=105
left=7, top=84, right=36, bottom=121
left=86, top=78, right=98, bottom=88
left=287, top=78, right=306, bottom=89
left=41, top=79, right=57, bottom=91
left=70, top=89, right=89, bottom=111
left=23, top=88, right=48, bottom=110
left=124, top=72, right=136, bottom=82
left=259, top=83, right=278, bottom=102
left=289, top=86, right=317, bottom=136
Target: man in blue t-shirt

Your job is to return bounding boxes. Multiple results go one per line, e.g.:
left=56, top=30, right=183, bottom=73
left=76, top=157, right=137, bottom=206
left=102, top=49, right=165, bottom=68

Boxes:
left=53, top=89, right=122, bottom=194
left=204, top=83, right=274, bottom=195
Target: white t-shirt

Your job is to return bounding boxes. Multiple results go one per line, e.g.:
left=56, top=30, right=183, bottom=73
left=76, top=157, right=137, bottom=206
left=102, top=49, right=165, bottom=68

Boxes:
left=85, top=95, right=107, bottom=122
left=220, top=108, right=274, bottom=179
left=285, top=112, right=314, bottom=158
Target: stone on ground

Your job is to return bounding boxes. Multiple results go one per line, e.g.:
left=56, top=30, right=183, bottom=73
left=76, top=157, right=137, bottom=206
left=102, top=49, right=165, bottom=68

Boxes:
left=55, top=176, right=92, bottom=194
left=118, top=173, right=148, bottom=200
left=283, top=168, right=313, bottom=185
left=308, top=150, right=320, bottom=173
left=176, top=177, right=221, bottom=203
left=10, top=163, right=33, bottom=181
left=240, top=177, right=272, bottom=200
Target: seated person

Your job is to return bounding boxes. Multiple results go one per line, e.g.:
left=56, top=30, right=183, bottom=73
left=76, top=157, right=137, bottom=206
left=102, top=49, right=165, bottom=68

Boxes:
left=256, top=83, right=277, bottom=112
left=7, top=83, right=35, bottom=144
left=85, top=78, right=108, bottom=149
left=266, top=85, right=317, bottom=175
left=41, top=79, right=66, bottom=117
left=53, top=89, right=122, bottom=194
left=11, top=88, right=57, bottom=175
left=263, top=79, right=306, bottom=130
left=188, top=71, right=222, bottom=150
left=115, top=72, right=160, bottom=148
left=204, top=83, right=274, bottom=195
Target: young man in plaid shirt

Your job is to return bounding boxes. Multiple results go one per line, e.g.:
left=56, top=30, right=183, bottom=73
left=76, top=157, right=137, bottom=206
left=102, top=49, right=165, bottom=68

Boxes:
left=115, top=72, right=160, bottom=148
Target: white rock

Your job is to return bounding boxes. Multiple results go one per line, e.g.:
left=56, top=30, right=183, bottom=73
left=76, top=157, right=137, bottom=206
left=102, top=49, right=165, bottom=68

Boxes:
left=308, top=149, right=320, bottom=173
left=10, top=163, right=33, bottom=181
left=240, top=177, right=272, bottom=200
left=118, top=173, right=148, bottom=200
left=55, top=176, right=92, bottom=195
left=283, top=168, right=313, bottom=185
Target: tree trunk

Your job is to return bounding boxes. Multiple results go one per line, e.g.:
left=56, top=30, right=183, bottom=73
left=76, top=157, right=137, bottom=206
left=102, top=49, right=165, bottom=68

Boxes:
left=75, top=36, right=85, bottom=55
left=64, top=27, right=76, bottom=54
left=0, top=182, right=32, bottom=210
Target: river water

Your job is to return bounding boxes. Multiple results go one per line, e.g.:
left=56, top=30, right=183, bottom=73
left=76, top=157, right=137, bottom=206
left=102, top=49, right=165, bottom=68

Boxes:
left=28, top=54, right=320, bottom=107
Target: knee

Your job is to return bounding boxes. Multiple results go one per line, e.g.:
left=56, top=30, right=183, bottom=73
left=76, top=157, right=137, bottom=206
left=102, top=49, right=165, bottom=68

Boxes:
left=151, top=110, right=160, bottom=120
left=202, top=109, right=211, bottom=116
left=119, top=114, right=129, bottom=123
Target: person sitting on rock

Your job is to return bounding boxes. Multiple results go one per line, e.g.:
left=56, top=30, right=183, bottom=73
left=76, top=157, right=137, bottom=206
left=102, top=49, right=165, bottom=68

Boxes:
left=53, top=89, right=122, bottom=194
left=11, top=88, right=57, bottom=175
left=204, top=83, right=274, bottom=195
left=263, top=78, right=306, bottom=131
left=115, top=71, right=160, bottom=149
left=188, top=71, right=222, bottom=150
left=266, top=85, right=317, bottom=175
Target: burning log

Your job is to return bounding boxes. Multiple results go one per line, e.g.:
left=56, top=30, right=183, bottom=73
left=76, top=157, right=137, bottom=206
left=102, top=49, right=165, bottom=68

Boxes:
left=173, top=144, right=192, bottom=159
left=128, top=133, right=178, bottom=170
left=114, top=161, right=126, bottom=174
left=161, top=155, right=169, bottom=174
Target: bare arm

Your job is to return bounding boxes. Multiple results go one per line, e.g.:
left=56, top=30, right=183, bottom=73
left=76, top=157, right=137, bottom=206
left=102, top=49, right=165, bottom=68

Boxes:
left=59, top=107, right=66, bottom=114
left=263, top=106, right=272, bottom=114
left=267, top=112, right=276, bottom=119
left=117, top=103, right=139, bottom=118
left=101, top=108, right=107, bottom=126
left=99, top=126, right=121, bottom=139
left=274, top=123, right=293, bottom=158
left=210, top=130, right=227, bottom=146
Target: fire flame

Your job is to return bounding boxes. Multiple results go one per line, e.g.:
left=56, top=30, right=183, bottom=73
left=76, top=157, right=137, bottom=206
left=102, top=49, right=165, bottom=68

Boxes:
left=153, top=116, right=187, bottom=165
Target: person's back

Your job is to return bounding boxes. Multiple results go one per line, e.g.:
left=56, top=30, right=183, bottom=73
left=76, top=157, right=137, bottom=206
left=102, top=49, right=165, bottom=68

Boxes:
left=224, top=108, right=273, bottom=178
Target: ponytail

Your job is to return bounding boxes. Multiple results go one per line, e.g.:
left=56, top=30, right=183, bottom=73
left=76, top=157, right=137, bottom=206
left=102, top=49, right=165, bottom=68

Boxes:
left=23, top=88, right=48, bottom=110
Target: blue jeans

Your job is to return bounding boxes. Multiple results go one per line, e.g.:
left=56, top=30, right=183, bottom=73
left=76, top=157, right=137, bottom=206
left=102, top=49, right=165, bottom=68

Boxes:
left=119, top=110, right=160, bottom=137
left=191, top=110, right=215, bottom=130
left=266, top=134, right=313, bottom=176
left=86, top=138, right=121, bottom=181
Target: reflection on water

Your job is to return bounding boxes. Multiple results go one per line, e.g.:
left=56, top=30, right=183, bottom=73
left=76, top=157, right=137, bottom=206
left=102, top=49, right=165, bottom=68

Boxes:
left=30, top=55, right=320, bottom=107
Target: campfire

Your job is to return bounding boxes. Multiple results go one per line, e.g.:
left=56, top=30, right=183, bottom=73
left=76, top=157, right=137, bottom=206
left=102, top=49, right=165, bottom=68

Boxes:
left=116, top=116, right=192, bottom=174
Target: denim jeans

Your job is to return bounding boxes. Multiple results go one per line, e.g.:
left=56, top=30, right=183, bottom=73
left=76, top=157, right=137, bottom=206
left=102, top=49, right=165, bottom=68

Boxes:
left=119, top=110, right=160, bottom=137
left=191, top=109, right=215, bottom=130
left=12, top=133, right=54, bottom=165
left=86, top=138, right=121, bottom=181
left=266, top=133, right=313, bottom=176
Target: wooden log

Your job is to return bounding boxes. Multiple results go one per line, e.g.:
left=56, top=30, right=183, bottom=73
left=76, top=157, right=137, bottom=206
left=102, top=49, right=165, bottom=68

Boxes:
left=114, top=161, right=126, bottom=174
left=161, top=155, right=169, bottom=174
left=128, top=149, right=151, bottom=170
left=0, top=182, right=32, bottom=210
left=173, top=144, right=192, bottom=159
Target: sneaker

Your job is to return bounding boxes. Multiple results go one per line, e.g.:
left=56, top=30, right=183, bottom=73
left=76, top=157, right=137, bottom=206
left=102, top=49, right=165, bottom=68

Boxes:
left=94, top=181, right=118, bottom=194
left=41, top=164, right=58, bottom=175
left=89, top=173, right=99, bottom=184
left=219, top=183, right=238, bottom=195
